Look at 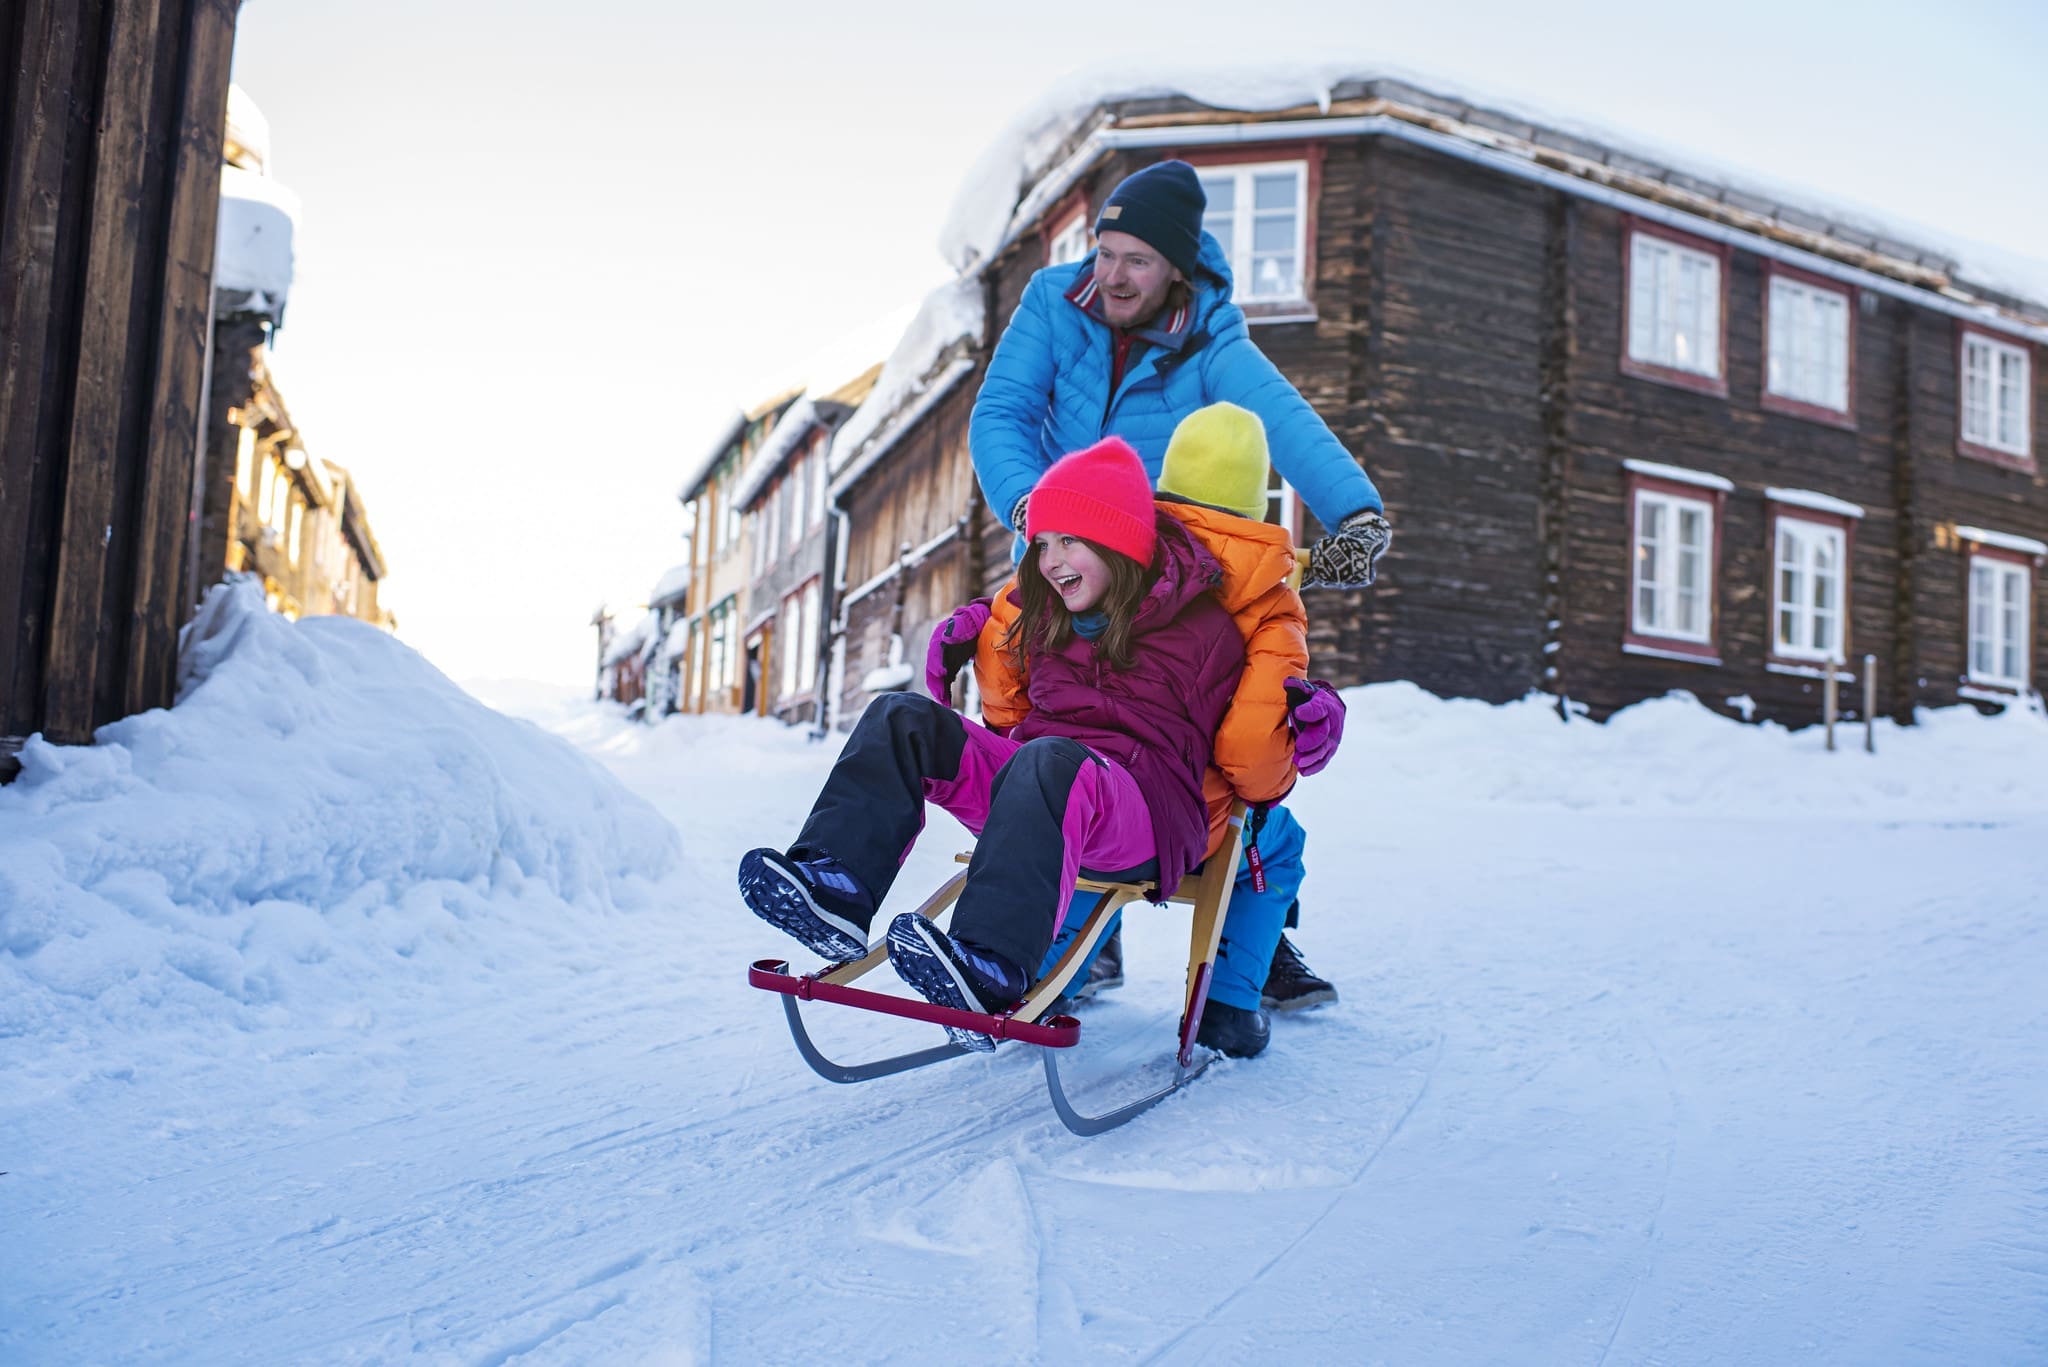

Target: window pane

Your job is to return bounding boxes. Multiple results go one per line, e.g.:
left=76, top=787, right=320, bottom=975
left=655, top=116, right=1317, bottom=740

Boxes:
left=1251, top=254, right=1297, bottom=297
left=1253, top=173, right=1295, bottom=211
left=1252, top=215, right=1294, bottom=252
left=1200, top=175, right=1235, bottom=213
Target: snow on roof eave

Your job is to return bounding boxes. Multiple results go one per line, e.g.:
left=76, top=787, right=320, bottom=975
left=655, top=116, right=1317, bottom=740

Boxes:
left=962, top=76, right=2048, bottom=335
left=828, top=355, right=977, bottom=502
left=647, top=561, right=692, bottom=608
left=1956, top=525, right=2048, bottom=558
left=731, top=396, right=824, bottom=513
left=676, top=412, right=747, bottom=504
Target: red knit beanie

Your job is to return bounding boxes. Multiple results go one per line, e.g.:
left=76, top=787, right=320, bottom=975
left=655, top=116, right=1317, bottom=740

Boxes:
left=1026, top=437, right=1157, bottom=567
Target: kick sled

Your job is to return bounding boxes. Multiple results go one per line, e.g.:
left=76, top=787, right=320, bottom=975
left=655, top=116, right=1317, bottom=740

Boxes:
left=748, top=800, right=1248, bottom=1136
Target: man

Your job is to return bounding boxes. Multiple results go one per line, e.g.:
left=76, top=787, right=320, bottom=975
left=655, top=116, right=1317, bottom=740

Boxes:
left=968, top=158, right=1391, bottom=1017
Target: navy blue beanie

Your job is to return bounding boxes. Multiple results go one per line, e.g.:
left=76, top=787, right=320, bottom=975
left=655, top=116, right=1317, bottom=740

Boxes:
left=1095, top=160, right=1206, bottom=278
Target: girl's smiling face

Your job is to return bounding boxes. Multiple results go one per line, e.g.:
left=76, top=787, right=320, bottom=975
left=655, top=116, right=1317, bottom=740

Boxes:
left=1033, top=531, right=1113, bottom=612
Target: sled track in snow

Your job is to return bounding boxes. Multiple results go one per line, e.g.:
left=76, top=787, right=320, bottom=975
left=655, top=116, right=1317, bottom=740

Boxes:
left=1593, top=1010, right=1682, bottom=1367
left=1136, top=1032, right=1445, bottom=1363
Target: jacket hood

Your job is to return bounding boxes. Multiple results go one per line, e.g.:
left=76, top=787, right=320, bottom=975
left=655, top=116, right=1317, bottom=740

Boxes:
left=1135, top=510, right=1226, bottom=630
left=1156, top=499, right=1297, bottom=611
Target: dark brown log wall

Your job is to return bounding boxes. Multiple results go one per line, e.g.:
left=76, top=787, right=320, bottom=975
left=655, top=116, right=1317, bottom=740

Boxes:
left=1, top=0, right=239, bottom=775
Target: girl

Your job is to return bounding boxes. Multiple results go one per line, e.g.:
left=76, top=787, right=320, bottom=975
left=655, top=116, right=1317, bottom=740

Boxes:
left=737, top=437, right=1246, bottom=1051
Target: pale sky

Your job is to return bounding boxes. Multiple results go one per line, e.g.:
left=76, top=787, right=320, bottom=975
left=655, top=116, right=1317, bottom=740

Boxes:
left=228, top=0, right=2046, bottom=686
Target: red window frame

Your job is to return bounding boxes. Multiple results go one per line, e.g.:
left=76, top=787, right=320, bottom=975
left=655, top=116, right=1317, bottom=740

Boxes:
left=1621, top=217, right=1733, bottom=399
left=1038, top=187, right=1090, bottom=266
left=1765, top=499, right=1859, bottom=668
left=1760, top=261, right=1857, bottom=430
left=1961, top=538, right=2038, bottom=694
left=1159, top=142, right=1324, bottom=318
left=1956, top=322, right=2037, bottom=474
left=1624, top=468, right=1726, bottom=662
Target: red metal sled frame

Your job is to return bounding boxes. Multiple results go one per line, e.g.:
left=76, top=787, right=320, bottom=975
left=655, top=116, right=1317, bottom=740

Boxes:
left=746, top=803, right=1247, bottom=1136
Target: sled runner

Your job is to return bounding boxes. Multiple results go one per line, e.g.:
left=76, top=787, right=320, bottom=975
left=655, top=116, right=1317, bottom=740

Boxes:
left=748, top=800, right=1248, bottom=1136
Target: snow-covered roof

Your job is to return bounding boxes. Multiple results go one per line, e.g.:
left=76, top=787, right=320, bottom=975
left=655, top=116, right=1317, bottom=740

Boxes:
left=657, top=617, right=690, bottom=662
left=216, top=163, right=298, bottom=322
left=731, top=397, right=820, bottom=512
left=224, top=84, right=270, bottom=174
left=942, top=66, right=2048, bottom=325
left=602, top=612, right=654, bottom=667
left=829, top=277, right=985, bottom=488
left=675, top=413, right=747, bottom=505
left=647, top=562, right=691, bottom=608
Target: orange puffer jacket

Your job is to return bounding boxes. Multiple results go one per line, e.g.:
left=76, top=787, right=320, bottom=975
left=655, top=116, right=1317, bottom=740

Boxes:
left=977, top=497, right=1307, bottom=859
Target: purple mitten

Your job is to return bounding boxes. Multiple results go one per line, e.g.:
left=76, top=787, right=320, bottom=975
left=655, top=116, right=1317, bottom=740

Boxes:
left=1284, top=677, right=1346, bottom=776
left=925, top=599, right=992, bottom=703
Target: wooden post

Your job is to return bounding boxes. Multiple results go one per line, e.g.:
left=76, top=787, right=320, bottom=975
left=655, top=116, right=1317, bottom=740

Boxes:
left=1863, top=654, right=1877, bottom=754
left=1823, top=657, right=1839, bottom=752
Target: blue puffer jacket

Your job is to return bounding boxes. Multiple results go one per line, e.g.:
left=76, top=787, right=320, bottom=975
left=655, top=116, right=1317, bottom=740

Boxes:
left=970, top=232, right=1383, bottom=532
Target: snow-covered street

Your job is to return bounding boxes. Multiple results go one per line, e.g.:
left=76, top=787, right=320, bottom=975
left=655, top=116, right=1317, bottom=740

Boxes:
left=3, top=599, right=2045, bottom=1363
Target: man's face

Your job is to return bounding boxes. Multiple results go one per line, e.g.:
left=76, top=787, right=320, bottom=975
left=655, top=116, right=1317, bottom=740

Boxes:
left=1093, top=230, right=1180, bottom=329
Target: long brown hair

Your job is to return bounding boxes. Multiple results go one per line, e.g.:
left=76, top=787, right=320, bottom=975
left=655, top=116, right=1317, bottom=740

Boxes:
left=1001, top=537, right=1154, bottom=672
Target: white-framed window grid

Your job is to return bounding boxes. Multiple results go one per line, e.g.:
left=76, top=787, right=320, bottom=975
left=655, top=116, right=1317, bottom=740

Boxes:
left=798, top=580, right=821, bottom=691
left=1968, top=555, right=2031, bottom=689
left=1047, top=213, right=1090, bottom=267
left=1772, top=518, right=1847, bottom=661
left=1628, top=232, right=1722, bottom=379
left=1961, top=332, right=2031, bottom=457
left=779, top=592, right=803, bottom=700
left=1767, top=276, right=1850, bottom=412
left=1196, top=160, right=1308, bottom=302
left=1632, top=487, right=1715, bottom=642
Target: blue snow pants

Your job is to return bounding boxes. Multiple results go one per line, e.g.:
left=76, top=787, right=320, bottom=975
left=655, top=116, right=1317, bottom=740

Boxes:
left=1036, top=804, right=1306, bottom=1012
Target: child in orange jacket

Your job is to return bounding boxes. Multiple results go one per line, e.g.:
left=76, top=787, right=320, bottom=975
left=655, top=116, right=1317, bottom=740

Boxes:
left=979, top=402, right=1343, bottom=1056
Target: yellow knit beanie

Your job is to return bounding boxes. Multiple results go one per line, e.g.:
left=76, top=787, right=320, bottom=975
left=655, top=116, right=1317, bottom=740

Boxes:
left=1158, top=402, right=1271, bottom=520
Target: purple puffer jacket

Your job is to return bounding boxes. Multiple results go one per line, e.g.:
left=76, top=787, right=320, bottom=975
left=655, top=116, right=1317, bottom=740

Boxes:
left=994, top=513, right=1246, bottom=898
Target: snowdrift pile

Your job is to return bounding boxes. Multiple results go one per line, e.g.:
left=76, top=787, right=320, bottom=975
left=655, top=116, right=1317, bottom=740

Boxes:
left=0, top=579, right=681, bottom=1042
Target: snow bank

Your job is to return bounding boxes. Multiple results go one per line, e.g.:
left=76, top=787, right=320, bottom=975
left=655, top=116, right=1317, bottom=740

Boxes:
left=1328, top=681, right=2048, bottom=817
left=0, top=579, right=680, bottom=1042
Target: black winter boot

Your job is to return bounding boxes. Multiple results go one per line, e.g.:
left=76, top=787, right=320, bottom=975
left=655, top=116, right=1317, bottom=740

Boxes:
left=1195, top=1001, right=1270, bottom=1058
left=1261, top=934, right=1338, bottom=1012
left=884, top=913, right=1028, bottom=1053
left=737, top=848, right=875, bottom=960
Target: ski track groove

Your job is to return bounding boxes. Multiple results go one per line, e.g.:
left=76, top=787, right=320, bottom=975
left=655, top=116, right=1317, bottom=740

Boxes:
left=1593, top=1008, right=1681, bottom=1367
left=1135, top=1032, right=1446, bottom=1365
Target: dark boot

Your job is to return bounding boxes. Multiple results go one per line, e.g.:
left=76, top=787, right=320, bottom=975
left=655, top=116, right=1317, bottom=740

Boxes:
left=737, top=848, right=875, bottom=960
left=1261, top=934, right=1337, bottom=1012
left=1195, top=1001, right=1270, bottom=1058
left=1071, top=927, right=1125, bottom=1001
left=885, top=912, right=1028, bottom=1053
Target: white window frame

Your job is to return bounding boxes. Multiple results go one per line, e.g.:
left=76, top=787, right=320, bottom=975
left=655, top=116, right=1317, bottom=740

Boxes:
left=1632, top=487, right=1716, bottom=644
left=779, top=592, right=803, bottom=701
left=1628, top=229, right=1723, bottom=381
left=1771, top=517, right=1848, bottom=662
left=1961, top=330, right=2032, bottom=459
left=798, top=579, right=821, bottom=692
left=1195, top=159, right=1309, bottom=304
left=1046, top=211, right=1090, bottom=267
left=1967, top=554, right=2032, bottom=690
left=1767, top=275, right=1851, bottom=414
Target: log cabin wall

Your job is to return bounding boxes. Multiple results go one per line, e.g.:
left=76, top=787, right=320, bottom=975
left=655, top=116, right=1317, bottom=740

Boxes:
left=1349, top=140, right=1553, bottom=703
left=1, top=0, right=240, bottom=778
left=860, top=98, right=2046, bottom=730
left=832, top=379, right=985, bottom=728
left=1904, top=308, right=2048, bottom=706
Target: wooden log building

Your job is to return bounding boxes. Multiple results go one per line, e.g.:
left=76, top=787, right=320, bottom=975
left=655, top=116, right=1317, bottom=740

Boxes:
left=2, top=0, right=243, bottom=778
left=832, top=77, right=2047, bottom=728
